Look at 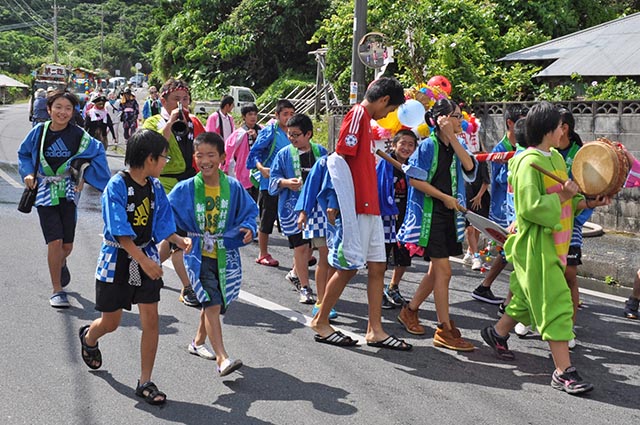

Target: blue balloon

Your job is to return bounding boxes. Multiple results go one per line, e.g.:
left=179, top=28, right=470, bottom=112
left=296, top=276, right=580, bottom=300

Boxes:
left=461, top=120, right=469, bottom=132
left=397, top=99, right=426, bottom=128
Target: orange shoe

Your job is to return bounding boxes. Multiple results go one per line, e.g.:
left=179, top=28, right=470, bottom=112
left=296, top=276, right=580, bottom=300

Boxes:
left=433, top=322, right=475, bottom=352
left=397, top=305, right=425, bottom=335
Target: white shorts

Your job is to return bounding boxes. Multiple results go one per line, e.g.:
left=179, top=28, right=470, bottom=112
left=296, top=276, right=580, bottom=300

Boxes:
left=357, top=214, right=386, bottom=263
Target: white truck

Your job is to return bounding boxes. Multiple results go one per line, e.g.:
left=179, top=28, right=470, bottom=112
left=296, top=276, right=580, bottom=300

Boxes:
left=193, top=86, right=257, bottom=115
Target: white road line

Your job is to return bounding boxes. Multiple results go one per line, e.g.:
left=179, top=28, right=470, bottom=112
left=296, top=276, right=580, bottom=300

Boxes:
left=578, top=287, right=627, bottom=303
left=0, top=168, right=23, bottom=188
left=162, top=260, right=367, bottom=344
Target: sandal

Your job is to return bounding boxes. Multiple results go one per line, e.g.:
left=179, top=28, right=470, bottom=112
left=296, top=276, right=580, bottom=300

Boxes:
left=78, top=325, right=102, bottom=370
left=256, top=254, right=279, bottom=267
left=135, top=380, right=167, bottom=405
left=367, top=334, right=413, bottom=351
left=314, top=331, right=359, bottom=347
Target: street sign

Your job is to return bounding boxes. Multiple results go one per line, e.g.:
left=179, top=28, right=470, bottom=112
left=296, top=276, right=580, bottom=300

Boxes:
left=115, top=69, right=120, bottom=76
left=134, top=62, right=142, bottom=70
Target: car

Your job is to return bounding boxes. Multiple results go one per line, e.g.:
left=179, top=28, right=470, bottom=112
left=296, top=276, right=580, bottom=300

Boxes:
left=128, top=73, right=145, bottom=88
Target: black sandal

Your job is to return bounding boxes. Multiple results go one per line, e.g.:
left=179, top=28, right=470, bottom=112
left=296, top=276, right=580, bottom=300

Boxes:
left=78, top=325, right=102, bottom=370
left=135, top=380, right=167, bottom=405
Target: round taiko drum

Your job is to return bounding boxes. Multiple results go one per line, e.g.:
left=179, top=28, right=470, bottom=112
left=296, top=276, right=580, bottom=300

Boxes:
left=571, top=138, right=630, bottom=197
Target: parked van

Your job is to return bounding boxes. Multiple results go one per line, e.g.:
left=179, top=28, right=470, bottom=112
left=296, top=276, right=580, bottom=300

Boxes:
left=107, top=77, right=126, bottom=94
left=194, top=86, right=258, bottom=115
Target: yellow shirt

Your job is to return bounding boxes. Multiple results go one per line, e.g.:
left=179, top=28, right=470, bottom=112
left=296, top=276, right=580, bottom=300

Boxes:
left=202, top=184, right=221, bottom=259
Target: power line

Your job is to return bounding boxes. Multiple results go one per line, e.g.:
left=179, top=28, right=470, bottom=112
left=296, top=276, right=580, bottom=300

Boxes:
left=10, top=0, right=53, bottom=35
left=6, top=1, right=53, bottom=40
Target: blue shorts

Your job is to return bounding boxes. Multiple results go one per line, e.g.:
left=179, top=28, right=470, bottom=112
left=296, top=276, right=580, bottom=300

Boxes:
left=200, top=256, right=225, bottom=312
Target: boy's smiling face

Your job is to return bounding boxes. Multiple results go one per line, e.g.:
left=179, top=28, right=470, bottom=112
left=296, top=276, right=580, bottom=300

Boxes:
left=194, top=143, right=224, bottom=178
left=393, top=134, right=417, bottom=163
left=287, top=126, right=312, bottom=151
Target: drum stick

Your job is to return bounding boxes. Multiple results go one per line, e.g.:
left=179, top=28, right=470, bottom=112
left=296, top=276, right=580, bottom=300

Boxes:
left=474, top=151, right=515, bottom=162
left=529, top=163, right=584, bottom=193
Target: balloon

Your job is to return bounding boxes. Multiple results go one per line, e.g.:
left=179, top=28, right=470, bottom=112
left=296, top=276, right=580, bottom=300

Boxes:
left=397, top=99, right=426, bottom=128
left=461, top=120, right=469, bottom=133
left=416, top=123, right=431, bottom=138
left=427, top=75, right=452, bottom=95
left=376, top=110, right=403, bottom=134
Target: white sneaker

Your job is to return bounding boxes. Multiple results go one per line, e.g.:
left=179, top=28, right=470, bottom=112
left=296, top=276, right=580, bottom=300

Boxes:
left=188, top=341, right=216, bottom=360
left=471, top=257, right=483, bottom=271
left=514, top=322, right=531, bottom=337
left=462, top=252, right=473, bottom=266
left=568, top=338, right=577, bottom=349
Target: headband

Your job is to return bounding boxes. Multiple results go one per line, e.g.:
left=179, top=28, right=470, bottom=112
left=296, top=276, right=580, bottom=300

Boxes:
left=161, top=86, right=190, bottom=98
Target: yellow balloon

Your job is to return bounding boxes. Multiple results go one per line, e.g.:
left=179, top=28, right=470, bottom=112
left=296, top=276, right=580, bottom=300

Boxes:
left=417, top=123, right=431, bottom=138
left=377, top=109, right=402, bottom=133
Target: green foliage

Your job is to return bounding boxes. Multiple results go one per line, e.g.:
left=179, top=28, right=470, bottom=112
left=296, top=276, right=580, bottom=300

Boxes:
left=256, top=71, right=315, bottom=106
left=584, top=77, right=640, bottom=100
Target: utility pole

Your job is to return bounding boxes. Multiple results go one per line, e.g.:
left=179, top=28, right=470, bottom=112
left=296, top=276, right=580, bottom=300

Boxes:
left=52, top=0, right=65, bottom=63
left=350, top=0, right=367, bottom=102
left=100, top=5, right=104, bottom=69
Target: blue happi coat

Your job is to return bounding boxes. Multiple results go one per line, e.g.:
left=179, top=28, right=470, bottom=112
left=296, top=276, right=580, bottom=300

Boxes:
left=18, top=122, right=111, bottom=206
left=245, top=122, right=290, bottom=190
left=269, top=143, right=328, bottom=236
left=376, top=154, right=403, bottom=243
left=95, top=174, right=175, bottom=282
left=168, top=175, right=258, bottom=306
left=397, top=136, right=477, bottom=246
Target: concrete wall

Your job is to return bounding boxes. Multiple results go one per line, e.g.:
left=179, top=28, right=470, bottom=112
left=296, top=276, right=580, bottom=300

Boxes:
left=473, top=101, right=640, bottom=234
left=328, top=100, right=640, bottom=234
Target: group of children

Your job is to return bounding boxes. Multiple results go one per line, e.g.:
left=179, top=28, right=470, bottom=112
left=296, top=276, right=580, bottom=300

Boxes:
left=19, top=75, right=640, bottom=403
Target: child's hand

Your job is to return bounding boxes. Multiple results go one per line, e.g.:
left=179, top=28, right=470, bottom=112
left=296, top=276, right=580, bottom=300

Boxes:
left=286, top=178, right=303, bottom=191
left=326, top=208, right=339, bottom=225
left=442, top=195, right=458, bottom=210
left=24, top=174, right=37, bottom=189
left=506, top=221, right=517, bottom=234
left=559, top=180, right=579, bottom=202
left=177, top=237, right=192, bottom=254
left=240, top=227, right=253, bottom=244
left=297, top=211, right=308, bottom=230
left=587, top=195, right=611, bottom=208
left=259, top=165, right=270, bottom=179
left=470, top=194, right=483, bottom=210
left=140, top=257, right=163, bottom=280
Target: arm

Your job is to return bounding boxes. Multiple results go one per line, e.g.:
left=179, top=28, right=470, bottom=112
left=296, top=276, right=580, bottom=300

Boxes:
left=116, top=235, right=163, bottom=280
left=107, top=115, right=116, bottom=139
left=246, top=125, right=274, bottom=170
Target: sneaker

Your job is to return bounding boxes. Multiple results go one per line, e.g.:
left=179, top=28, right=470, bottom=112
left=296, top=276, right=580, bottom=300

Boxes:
left=180, top=286, right=200, bottom=307
left=433, top=321, right=475, bottom=352
left=217, top=358, right=243, bottom=377
left=381, top=295, right=394, bottom=309
left=514, top=322, right=531, bottom=337
left=61, top=263, right=71, bottom=288
left=50, top=291, right=70, bottom=308
left=188, top=341, right=216, bottom=360
left=462, top=252, right=473, bottom=266
left=311, top=303, right=338, bottom=320
left=623, top=297, right=639, bottom=320
left=299, top=286, right=316, bottom=304
left=385, top=286, right=406, bottom=307
left=568, top=338, right=577, bottom=350
left=497, top=302, right=506, bottom=318
left=481, top=325, right=515, bottom=360
left=551, top=366, right=594, bottom=395
left=286, top=270, right=301, bottom=291
left=471, top=285, right=505, bottom=305
left=471, top=257, right=483, bottom=271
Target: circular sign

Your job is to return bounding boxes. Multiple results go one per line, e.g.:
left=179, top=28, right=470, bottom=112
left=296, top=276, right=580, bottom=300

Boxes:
left=357, top=32, right=389, bottom=69
left=135, top=62, right=142, bottom=70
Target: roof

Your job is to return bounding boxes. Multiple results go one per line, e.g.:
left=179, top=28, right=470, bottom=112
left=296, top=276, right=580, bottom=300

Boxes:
left=499, top=13, right=640, bottom=78
left=0, top=74, right=29, bottom=88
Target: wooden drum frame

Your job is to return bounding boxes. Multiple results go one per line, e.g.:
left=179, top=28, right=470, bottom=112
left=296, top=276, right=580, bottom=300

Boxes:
left=571, top=138, right=630, bottom=197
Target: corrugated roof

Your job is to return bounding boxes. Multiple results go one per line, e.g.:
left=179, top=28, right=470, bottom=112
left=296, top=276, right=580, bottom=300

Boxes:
left=499, top=13, right=640, bottom=77
left=0, top=74, right=29, bottom=88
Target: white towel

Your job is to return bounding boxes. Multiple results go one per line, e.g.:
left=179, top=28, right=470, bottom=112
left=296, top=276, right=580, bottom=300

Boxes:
left=327, top=153, right=364, bottom=268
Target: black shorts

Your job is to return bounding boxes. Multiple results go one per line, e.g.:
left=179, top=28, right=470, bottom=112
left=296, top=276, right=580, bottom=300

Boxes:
left=386, top=241, right=412, bottom=267
left=424, top=212, right=462, bottom=260
left=247, top=186, right=260, bottom=203
left=287, top=232, right=310, bottom=249
left=95, top=250, right=164, bottom=312
left=37, top=199, right=77, bottom=244
left=258, top=190, right=279, bottom=234
left=567, top=245, right=582, bottom=266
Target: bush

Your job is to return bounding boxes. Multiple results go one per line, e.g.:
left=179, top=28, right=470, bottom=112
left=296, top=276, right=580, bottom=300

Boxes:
left=256, top=71, right=315, bottom=107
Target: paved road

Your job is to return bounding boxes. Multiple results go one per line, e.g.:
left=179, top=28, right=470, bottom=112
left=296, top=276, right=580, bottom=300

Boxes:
left=1, top=102, right=639, bottom=424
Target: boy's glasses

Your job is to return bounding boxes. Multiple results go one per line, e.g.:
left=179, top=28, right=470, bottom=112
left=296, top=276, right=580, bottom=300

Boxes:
left=449, top=113, right=463, bottom=119
left=288, top=132, right=304, bottom=139
left=159, top=154, right=171, bottom=163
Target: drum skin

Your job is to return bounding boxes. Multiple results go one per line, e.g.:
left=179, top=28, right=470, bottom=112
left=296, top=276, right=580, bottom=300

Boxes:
left=571, top=138, right=630, bottom=197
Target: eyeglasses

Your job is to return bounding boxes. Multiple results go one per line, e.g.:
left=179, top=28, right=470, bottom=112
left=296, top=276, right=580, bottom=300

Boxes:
left=159, top=154, right=171, bottom=163
left=449, top=113, right=463, bottom=119
left=288, top=132, right=304, bottom=139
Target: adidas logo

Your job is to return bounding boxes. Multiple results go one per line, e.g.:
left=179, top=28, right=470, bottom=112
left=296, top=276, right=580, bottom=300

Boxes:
left=133, top=197, right=151, bottom=226
left=45, top=138, right=71, bottom=159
